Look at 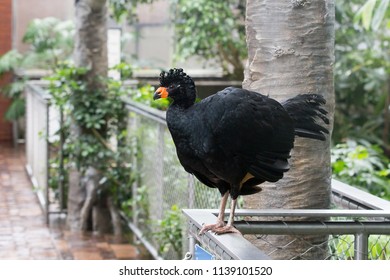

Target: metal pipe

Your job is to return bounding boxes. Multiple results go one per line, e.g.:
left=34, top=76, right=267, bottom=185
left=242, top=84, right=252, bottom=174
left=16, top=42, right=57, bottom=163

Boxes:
left=124, top=99, right=167, bottom=125
left=59, top=107, right=65, bottom=211
left=354, top=233, right=368, bottom=260
left=131, top=116, right=139, bottom=245
left=126, top=219, right=163, bottom=260
left=235, top=221, right=390, bottom=235
left=214, top=209, right=390, bottom=218
left=188, top=236, right=195, bottom=260
left=45, top=100, right=50, bottom=225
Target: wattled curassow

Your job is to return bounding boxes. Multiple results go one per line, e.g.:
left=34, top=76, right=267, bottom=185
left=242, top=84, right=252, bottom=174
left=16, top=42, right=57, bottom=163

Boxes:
left=153, top=68, right=329, bottom=235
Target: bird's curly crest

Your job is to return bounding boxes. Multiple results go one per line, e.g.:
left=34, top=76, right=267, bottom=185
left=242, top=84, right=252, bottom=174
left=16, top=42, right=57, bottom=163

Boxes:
left=159, top=68, right=194, bottom=87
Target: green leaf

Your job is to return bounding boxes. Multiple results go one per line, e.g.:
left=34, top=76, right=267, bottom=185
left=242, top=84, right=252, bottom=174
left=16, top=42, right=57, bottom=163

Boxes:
left=0, top=50, right=23, bottom=74
left=371, top=0, right=390, bottom=30
left=355, top=0, right=377, bottom=30
left=4, top=98, right=25, bottom=121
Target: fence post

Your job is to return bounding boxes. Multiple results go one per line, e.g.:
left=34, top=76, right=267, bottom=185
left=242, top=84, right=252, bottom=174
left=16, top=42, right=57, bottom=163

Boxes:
left=58, top=106, right=66, bottom=211
left=188, top=174, right=195, bottom=209
left=129, top=115, right=139, bottom=244
left=155, top=123, right=165, bottom=219
left=188, top=235, right=195, bottom=260
left=45, top=99, right=50, bottom=225
left=354, top=233, right=368, bottom=260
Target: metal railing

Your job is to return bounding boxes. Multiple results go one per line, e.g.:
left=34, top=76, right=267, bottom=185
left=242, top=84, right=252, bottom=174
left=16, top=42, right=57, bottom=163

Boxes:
left=25, top=81, right=66, bottom=224
left=184, top=208, right=390, bottom=260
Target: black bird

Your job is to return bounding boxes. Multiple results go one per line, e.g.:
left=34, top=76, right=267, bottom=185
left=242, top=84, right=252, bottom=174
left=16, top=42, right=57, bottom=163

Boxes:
left=153, top=68, right=329, bottom=234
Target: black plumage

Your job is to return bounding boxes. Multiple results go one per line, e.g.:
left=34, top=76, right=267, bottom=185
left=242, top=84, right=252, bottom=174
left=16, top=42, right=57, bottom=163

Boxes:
left=153, top=68, right=329, bottom=234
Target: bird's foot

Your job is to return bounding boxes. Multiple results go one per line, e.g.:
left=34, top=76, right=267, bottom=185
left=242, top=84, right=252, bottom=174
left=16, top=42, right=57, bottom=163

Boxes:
left=213, top=225, right=242, bottom=235
left=199, top=222, right=241, bottom=235
left=199, top=221, right=225, bottom=235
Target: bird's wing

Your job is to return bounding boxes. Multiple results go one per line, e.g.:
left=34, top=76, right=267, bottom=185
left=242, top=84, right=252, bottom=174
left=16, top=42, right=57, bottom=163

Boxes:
left=195, top=87, right=296, bottom=183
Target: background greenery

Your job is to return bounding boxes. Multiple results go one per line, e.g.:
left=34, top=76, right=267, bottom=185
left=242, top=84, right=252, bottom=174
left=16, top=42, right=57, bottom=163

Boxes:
left=331, top=0, right=390, bottom=200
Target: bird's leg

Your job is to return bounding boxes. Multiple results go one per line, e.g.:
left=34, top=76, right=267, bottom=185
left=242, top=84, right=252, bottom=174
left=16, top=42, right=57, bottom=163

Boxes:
left=213, top=198, right=241, bottom=235
left=199, top=192, right=229, bottom=235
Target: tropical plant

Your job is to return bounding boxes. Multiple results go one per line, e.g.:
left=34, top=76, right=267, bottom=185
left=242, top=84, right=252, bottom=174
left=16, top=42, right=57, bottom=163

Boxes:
left=129, top=82, right=170, bottom=110
left=331, top=139, right=390, bottom=200
left=0, top=17, right=74, bottom=121
left=172, top=0, right=246, bottom=79
left=20, top=17, right=74, bottom=69
left=153, top=204, right=183, bottom=258
left=329, top=234, right=390, bottom=260
left=47, top=61, right=132, bottom=233
left=334, top=0, right=390, bottom=147
left=110, top=0, right=155, bottom=23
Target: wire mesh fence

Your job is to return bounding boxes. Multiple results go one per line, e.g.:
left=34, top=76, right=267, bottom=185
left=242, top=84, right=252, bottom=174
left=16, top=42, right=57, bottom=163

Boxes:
left=125, top=100, right=221, bottom=259
left=241, top=216, right=390, bottom=260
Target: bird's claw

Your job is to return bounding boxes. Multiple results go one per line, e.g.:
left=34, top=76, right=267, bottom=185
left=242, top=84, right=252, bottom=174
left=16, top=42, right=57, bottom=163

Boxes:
left=199, top=222, right=241, bottom=235
left=199, top=221, right=225, bottom=235
left=213, top=225, right=242, bottom=235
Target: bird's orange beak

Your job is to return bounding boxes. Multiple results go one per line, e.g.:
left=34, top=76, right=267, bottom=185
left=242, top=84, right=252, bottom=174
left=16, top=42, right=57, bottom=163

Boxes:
left=153, top=87, right=169, bottom=100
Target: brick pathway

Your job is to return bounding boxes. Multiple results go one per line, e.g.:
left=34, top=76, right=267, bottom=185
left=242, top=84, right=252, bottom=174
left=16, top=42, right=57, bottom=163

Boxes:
left=0, top=141, right=150, bottom=260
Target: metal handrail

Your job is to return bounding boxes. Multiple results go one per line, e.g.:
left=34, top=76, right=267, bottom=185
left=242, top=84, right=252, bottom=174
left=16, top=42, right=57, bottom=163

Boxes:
left=207, top=208, right=390, bottom=218
left=183, top=209, right=271, bottom=260
left=331, top=179, right=390, bottom=210
left=184, top=208, right=390, bottom=260
left=123, top=98, right=167, bottom=125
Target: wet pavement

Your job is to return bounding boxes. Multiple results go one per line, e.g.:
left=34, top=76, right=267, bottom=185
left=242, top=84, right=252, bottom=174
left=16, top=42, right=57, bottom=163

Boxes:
left=0, top=141, right=149, bottom=260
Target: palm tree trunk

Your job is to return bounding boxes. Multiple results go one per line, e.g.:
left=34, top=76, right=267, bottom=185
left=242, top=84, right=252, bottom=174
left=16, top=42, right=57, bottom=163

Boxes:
left=243, top=0, right=335, bottom=259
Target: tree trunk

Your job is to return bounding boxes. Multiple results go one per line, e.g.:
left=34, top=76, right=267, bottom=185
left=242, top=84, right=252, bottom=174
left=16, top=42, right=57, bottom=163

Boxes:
left=74, top=0, right=108, bottom=80
left=243, top=0, right=335, bottom=259
left=67, top=0, right=121, bottom=235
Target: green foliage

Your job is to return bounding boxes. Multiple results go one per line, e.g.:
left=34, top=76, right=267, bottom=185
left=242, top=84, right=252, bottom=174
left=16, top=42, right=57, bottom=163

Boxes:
left=173, top=0, right=246, bottom=79
left=329, top=234, right=390, bottom=260
left=0, top=51, right=26, bottom=121
left=0, top=17, right=74, bottom=121
left=331, top=139, right=390, bottom=200
left=47, top=62, right=133, bottom=204
left=369, top=235, right=390, bottom=259
left=329, top=235, right=355, bottom=259
left=334, top=0, right=390, bottom=144
left=110, top=0, right=155, bottom=23
left=48, top=153, right=69, bottom=208
left=354, top=0, right=390, bottom=31
left=4, top=98, right=25, bottom=121
left=0, top=17, right=74, bottom=72
left=130, top=83, right=170, bottom=110
left=22, top=17, right=74, bottom=68
left=0, top=50, right=23, bottom=74
left=153, top=205, right=183, bottom=258
left=121, top=185, right=149, bottom=221
left=1, top=80, right=26, bottom=121
left=110, top=0, right=246, bottom=78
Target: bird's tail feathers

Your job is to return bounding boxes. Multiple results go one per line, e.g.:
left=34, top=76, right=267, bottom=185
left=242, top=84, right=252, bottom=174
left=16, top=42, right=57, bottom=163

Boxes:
left=282, top=94, right=329, bottom=141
